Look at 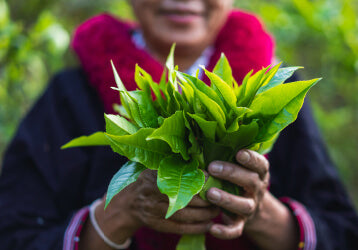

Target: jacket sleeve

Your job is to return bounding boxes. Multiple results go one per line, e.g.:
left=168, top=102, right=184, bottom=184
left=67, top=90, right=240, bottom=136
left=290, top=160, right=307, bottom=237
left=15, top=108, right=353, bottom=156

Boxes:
left=0, top=69, right=121, bottom=250
left=268, top=101, right=358, bottom=250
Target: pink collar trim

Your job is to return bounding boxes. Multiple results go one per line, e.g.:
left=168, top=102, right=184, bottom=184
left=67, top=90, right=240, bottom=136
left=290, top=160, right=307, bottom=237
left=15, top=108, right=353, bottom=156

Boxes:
left=72, top=10, right=274, bottom=113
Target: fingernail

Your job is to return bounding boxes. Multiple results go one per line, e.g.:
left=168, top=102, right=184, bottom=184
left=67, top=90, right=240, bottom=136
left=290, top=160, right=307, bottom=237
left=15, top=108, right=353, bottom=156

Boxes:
left=237, top=150, right=250, bottom=164
left=211, top=226, right=222, bottom=234
left=208, top=189, right=221, bottom=203
left=210, top=163, right=223, bottom=174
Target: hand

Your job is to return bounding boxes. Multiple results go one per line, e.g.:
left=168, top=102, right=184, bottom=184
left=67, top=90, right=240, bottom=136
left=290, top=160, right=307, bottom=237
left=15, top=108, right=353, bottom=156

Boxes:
left=205, top=149, right=299, bottom=250
left=205, top=149, right=269, bottom=239
left=96, top=169, right=219, bottom=242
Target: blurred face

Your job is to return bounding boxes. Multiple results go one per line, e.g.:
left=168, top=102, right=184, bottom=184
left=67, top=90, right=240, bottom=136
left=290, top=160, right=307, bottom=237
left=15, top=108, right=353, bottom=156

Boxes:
left=131, top=0, right=233, bottom=51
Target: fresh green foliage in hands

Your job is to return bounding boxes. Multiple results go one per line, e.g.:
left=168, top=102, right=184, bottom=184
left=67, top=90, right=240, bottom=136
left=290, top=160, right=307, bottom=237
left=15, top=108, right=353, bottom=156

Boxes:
left=105, top=161, right=146, bottom=209
left=62, top=44, right=319, bottom=250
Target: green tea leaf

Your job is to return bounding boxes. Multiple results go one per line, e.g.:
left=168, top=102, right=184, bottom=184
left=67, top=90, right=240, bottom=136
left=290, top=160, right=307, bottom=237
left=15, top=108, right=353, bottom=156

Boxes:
left=213, top=53, right=233, bottom=86
left=105, top=161, right=146, bottom=209
left=105, top=128, right=172, bottom=170
left=166, top=78, right=181, bottom=115
left=113, top=104, right=130, bottom=119
left=176, top=234, right=205, bottom=250
left=177, top=71, right=226, bottom=112
left=105, top=114, right=139, bottom=135
left=256, top=132, right=280, bottom=154
left=147, top=111, right=189, bottom=160
left=199, top=176, right=222, bottom=200
left=257, top=66, right=302, bottom=94
left=202, top=140, right=233, bottom=165
left=203, top=68, right=237, bottom=109
left=188, top=113, right=217, bottom=142
left=259, top=63, right=281, bottom=90
left=237, top=66, right=269, bottom=107
left=111, top=60, right=127, bottom=92
left=195, top=90, right=226, bottom=131
left=219, top=121, right=259, bottom=152
left=226, top=107, right=252, bottom=133
left=61, top=132, right=109, bottom=149
left=157, top=155, right=205, bottom=218
left=249, top=79, right=320, bottom=141
left=128, top=90, right=159, bottom=128
left=135, top=64, right=151, bottom=96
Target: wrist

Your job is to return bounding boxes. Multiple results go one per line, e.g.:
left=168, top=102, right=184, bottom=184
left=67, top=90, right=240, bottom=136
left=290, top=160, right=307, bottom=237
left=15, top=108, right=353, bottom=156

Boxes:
left=96, top=198, right=140, bottom=244
left=244, top=192, right=299, bottom=250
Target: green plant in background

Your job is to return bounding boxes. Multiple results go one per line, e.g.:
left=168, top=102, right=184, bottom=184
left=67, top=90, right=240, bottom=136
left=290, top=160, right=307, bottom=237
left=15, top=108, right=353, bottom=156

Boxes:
left=0, top=0, right=69, bottom=166
left=62, top=45, right=319, bottom=249
left=1, top=0, right=357, bottom=207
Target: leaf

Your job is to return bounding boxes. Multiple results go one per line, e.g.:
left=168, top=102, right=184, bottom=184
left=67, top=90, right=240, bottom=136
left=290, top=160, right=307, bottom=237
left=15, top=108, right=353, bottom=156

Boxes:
left=105, top=128, right=172, bottom=170
left=135, top=64, right=151, bottom=96
left=105, top=114, right=138, bottom=135
left=219, top=121, right=259, bottom=152
left=147, top=111, right=189, bottom=160
left=237, top=66, right=269, bottom=107
left=128, top=90, right=159, bottom=128
left=111, top=60, right=127, bottom=92
left=177, top=71, right=226, bottom=112
left=166, top=44, right=178, bottom=90
left=199, top=176, right=222, bottom=200
left=176, top=234, right=205, bottom=250
left=213, top=53, right=232, bottom=86
left=194, top=90, right=226, bottom=131
left=259, top=63, right=282, bottom=90
left=236, top=70, right=253, bottom=102
left=202, top=140, right=233, bottom=165
left=203, top=68, right=237, bottom=109
left=166, top=43, right=176, bottom=73
left=113, top=104, right=130, bottom=119
left=61, top=132, right=109, bottom=149
left=157, top=155, right=205, bottom=218
left=165, top=78, right=181, bottom=115
left=226, top=107, right=252, bottom=133
left=257, top=66, right=303, bottom=94
left=256, top=132, right=280, bottom=154
left=136, top=64, right=167, bottom=113
left=188, top=113, right=217, bottom=142
left=249, top=79, right=320, bottom=141
left=105, top=161, right=146, bottom=209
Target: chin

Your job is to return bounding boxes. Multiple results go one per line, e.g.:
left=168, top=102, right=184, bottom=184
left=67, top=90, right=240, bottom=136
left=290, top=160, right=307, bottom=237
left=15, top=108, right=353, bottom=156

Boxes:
left=155, top=30, right=213, bottom=51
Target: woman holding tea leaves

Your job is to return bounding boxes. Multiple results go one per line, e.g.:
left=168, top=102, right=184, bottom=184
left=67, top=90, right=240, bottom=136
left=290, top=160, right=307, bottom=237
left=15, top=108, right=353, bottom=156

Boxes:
left=0, top=0, right=357, bottom=249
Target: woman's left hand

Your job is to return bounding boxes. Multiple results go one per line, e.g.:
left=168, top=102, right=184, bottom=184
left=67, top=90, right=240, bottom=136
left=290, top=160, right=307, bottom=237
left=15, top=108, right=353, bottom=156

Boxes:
left=206, top=149, right=269, bottom=239
left=206, top=149, right=299, bottom=249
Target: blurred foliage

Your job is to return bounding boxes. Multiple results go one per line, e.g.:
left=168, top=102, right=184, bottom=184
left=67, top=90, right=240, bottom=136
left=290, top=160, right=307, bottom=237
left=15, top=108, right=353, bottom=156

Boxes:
left=0, top=0, right=357, bottom=206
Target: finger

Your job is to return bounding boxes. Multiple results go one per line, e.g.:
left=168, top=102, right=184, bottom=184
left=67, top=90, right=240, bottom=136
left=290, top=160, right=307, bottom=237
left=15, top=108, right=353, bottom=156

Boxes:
left=209, top=218, right=245, bottom=240
left=206, top=188, right=256, bottom=217
left=208, top=161, right=261, bottom=194
left=170, top=206, right=220, bottom=223
left=236, top=150, right=269, bottom=180
left=188, top=194, right=212, bottom=207
left=151, top=219, right=212, bottom=235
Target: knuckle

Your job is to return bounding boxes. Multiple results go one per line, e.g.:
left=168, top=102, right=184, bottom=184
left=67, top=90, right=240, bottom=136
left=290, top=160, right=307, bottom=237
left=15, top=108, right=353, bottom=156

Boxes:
left=247, top=173, right=260, bottom=191
left=244, top=200, right=255, bottom=215
left=219, top=192, right=232, bottom=207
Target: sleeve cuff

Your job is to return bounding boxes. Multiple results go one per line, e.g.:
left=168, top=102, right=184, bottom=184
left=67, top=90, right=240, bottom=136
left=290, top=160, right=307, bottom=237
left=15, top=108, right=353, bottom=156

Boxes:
left=63, top=206, right=90, bottom=250
left=280, top=197, right=317, bottom=250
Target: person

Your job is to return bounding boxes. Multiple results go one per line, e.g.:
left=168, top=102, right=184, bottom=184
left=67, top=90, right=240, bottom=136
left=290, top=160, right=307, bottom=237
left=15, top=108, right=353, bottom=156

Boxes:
left=0, top=0, right=357, bottom=249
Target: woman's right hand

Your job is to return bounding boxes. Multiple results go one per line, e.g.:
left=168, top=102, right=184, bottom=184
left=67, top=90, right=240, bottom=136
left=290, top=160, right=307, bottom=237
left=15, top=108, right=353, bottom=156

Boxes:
left=79, top=169, right=219, bottom=250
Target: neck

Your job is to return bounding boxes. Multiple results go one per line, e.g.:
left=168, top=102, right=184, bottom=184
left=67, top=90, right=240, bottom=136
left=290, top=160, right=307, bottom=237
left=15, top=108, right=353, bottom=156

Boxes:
left=144, top=39, right=210, bottom=72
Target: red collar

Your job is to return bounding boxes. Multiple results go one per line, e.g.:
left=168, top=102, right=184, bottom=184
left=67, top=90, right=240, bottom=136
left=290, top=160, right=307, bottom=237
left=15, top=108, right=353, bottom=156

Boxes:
left=72, top=10, right=274, bottom=114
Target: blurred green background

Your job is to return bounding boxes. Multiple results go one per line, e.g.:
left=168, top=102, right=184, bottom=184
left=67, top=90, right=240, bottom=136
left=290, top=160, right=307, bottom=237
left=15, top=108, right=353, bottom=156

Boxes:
left=0, top=0, right=357, bottom=206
